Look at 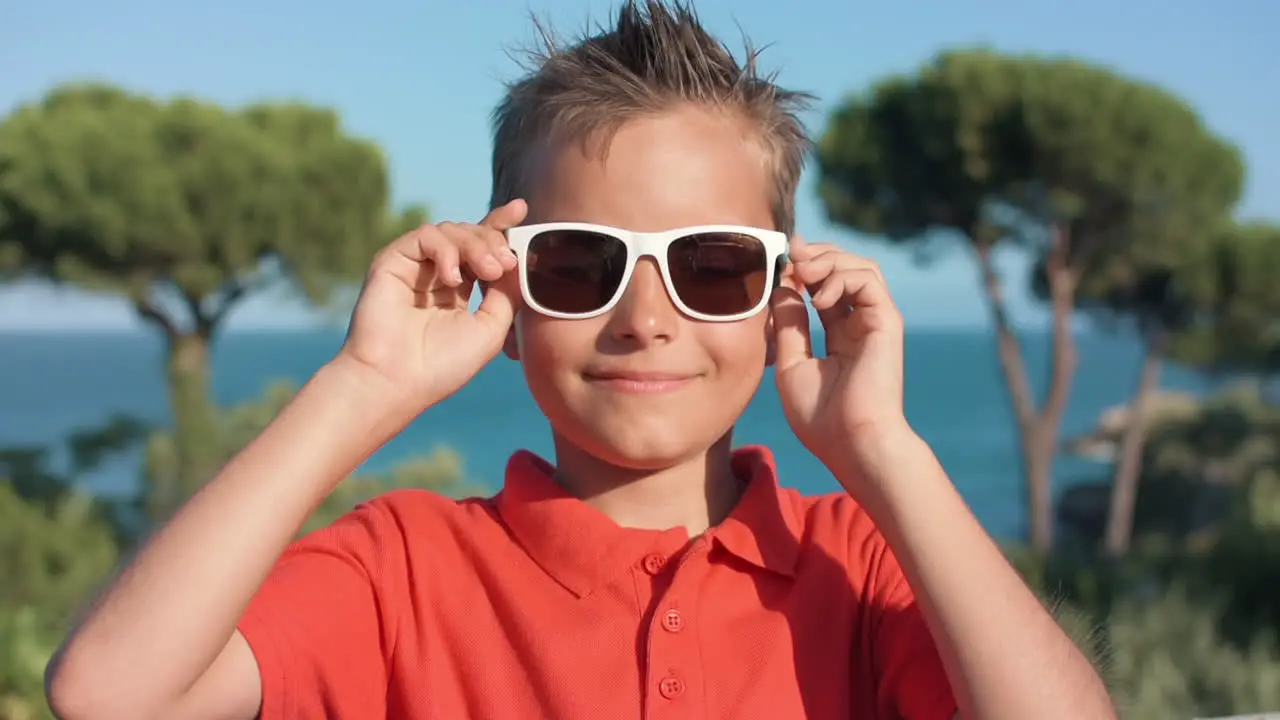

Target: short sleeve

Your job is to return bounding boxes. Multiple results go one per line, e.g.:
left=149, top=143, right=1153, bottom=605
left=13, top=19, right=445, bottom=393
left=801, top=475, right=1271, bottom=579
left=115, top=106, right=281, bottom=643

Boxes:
left=237, top=499, right=406, bottom=719
left=867, top=541, right=958, bottom=720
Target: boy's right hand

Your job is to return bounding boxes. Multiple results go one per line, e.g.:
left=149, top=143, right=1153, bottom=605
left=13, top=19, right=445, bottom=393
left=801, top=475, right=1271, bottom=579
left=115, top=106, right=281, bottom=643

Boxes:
left=332, top=198, right=528, bottom=417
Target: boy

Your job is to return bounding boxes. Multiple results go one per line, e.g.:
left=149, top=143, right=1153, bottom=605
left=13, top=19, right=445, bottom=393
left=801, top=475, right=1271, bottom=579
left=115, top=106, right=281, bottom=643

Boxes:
left=47, top=2, right=1115, bottom=718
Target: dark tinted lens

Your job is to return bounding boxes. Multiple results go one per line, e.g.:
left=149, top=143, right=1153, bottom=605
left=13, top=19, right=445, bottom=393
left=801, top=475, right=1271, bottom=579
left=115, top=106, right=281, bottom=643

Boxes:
left=526, top=229, right=629, bottom=314
left=667, top=232, right=768, bottom=316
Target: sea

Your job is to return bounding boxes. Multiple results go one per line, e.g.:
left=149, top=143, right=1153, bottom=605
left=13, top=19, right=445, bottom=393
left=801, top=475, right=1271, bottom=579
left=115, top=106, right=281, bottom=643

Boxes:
left=0, top=328, right=1213, bottom=541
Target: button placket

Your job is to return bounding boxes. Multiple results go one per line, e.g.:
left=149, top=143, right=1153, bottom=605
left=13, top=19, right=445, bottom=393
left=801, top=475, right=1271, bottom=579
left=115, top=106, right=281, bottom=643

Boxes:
left=643, top=539, right=708, bottom=715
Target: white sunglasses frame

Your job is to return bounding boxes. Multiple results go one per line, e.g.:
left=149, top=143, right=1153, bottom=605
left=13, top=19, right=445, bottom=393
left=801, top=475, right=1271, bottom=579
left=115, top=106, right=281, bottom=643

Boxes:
left=504, top=222, right=790, bottom=322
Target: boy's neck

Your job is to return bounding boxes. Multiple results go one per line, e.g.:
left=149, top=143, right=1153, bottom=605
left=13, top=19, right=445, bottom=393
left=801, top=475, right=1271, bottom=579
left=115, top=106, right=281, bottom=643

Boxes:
left=549, top=433, right=744, bottom=536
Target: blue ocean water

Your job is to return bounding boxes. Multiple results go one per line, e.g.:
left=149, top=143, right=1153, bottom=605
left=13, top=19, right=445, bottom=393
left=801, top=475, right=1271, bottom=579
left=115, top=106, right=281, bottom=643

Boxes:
left=0, top=328, right=1210, bottom=540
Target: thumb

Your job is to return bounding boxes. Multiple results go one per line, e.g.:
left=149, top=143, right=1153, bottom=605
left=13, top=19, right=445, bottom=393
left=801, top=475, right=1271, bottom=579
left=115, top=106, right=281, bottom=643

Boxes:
left=479, top=198, right=528, bottom=232
left=769, top=285, right=813, bottom=373
left=475, top=271, right=520, bottom=337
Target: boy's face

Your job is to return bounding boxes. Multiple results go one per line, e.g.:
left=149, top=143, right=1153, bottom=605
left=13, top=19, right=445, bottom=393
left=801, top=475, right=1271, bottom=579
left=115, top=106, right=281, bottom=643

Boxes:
left=508, top=105, right=778, bottom=469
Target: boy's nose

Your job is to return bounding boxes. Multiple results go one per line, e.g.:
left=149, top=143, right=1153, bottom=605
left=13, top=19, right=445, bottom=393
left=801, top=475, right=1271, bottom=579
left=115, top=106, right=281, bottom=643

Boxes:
left=604, top=258, right=681, bottom=345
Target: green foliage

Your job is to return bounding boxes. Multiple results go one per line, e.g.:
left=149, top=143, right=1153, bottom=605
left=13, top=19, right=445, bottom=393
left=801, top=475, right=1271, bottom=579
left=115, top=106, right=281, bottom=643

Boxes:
left=1015, top=556, right=1280, bottom=719
left=1015, top=58, right=1243, bottom=302
left=816, top=49, right=1243, bottom=270
left=0, top=483, right=118, bottom=623
left=0, top=415, right=148, bottom=551
left=0, top=607, right=57, bottom=720
left=1024, top=384, right=1280, bottom=717
left=1059, top=383, right=1280, bottom=556
left=1166, top=222, right=1280, bottom=373
left=815, top=49, right=1023, bottom=248
left=0, top=479, right=121, bottom=720
left=816, top=47, right=1250, bottom=557
left=0, top=83, right=423, bottom=323
left=1108, top=586, right=1280, bottom=719
left=0, top=82, right=428, bottom=501
left=0, top=418, right=148, bottom=718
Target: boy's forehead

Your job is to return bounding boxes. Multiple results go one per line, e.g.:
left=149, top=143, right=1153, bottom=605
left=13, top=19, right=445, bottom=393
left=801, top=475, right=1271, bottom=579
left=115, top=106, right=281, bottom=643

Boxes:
left=520, top=109, right=776, bottom=232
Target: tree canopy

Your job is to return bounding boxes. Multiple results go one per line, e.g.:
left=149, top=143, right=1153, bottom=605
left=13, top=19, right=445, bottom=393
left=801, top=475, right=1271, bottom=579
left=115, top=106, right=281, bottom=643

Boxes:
left=0, top=83, right=426, bottom=493
left=1166, top=221, right=1280, bottom=374
left=0, top=83, right=422, bottom=339
left=816, top=49, right=1023, bottom=251
left=814, top=48, right=1244, bottom=552
left=817, top=48, right=1243, bottom=285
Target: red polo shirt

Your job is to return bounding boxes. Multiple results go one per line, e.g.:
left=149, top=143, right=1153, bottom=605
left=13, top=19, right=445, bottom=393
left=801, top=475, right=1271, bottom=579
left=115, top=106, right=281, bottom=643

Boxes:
left=237, top=446, right=957, bottom=719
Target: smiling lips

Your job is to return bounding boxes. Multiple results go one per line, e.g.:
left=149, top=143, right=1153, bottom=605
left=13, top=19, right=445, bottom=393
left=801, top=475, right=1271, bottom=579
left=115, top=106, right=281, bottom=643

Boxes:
left=583, top=370, right=698, bottom=394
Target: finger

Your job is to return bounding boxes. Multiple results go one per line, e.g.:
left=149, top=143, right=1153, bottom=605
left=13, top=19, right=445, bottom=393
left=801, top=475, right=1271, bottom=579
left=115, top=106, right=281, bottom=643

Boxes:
left=790, top=254, right=844, bottom=296
left=475, top=268, right=521, bottom=335
left=479, top=198, right=528, bottom=232
left=769, top=285, right=813, bottom=373
left=791, top=253, right=885, bottom=297
left=437, top=222, right=508, bottom=283
left=475, top=222, right=519, bottom=272
left=378, top=224, right=464, bottom=290
left=372, top=223, right=457, bottom=287
left=788, top=235, right=854, bottom=265
left=788, top=234, right=819, bottom=263
left=789, top=235, right=885, bottom=280
left=792, top=238, right=838, bottom=259
left=810, top=269, right=901, bottom=333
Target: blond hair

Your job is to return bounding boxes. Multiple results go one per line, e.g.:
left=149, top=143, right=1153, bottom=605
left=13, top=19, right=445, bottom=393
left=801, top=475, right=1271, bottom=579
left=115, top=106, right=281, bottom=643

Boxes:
left=490, top=0, right=813, bottom=233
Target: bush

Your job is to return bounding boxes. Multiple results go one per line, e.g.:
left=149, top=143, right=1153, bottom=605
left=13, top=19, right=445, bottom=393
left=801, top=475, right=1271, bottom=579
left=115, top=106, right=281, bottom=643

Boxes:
left=0, top=480, right=120, bottom=720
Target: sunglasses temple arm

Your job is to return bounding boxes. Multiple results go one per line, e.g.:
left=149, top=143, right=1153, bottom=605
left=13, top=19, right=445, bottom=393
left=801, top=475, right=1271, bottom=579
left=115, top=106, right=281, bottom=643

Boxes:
left=772, top=253, right=790, bottom=288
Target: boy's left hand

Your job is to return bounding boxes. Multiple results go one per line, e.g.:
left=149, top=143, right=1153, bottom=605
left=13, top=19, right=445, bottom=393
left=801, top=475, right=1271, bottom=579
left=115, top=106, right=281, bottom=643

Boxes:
left=770, top=236, right=916, bottom=490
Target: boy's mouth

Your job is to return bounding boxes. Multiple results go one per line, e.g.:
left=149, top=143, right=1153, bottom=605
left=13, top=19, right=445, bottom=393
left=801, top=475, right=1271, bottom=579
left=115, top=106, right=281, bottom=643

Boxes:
left=582, top=369, right=698, bottom=394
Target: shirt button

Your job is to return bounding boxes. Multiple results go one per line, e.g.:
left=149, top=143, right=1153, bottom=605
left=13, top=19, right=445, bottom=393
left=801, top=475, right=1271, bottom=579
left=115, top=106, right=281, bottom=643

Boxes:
left=661, top=609, right=684, bottom=632
left=658, top=676, right=685, bottom=699
left=642, top=554, right=666, bottom=575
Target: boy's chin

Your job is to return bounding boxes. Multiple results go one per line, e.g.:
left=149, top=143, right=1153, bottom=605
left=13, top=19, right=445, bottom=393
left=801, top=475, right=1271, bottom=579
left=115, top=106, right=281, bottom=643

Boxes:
left=567, top=423, right=729, bottom=472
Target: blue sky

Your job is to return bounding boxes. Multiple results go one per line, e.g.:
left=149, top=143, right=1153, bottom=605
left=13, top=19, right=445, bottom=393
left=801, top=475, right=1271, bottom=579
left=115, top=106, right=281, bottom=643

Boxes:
left=1, top=0, right=1276, bottom=331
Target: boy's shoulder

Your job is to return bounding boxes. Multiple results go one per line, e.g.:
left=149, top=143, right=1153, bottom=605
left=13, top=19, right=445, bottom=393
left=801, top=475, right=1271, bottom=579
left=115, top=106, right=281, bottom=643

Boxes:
left=354, top=451, right=891, bottom=537
left=342, top=485, right=501, bottom=544
left=335, top=449, right=897, bottom=582
left=780, top=484, right=896, bottom=553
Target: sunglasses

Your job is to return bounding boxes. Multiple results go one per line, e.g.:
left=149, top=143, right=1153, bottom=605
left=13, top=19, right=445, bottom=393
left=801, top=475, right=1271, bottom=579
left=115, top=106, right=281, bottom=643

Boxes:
left=504, top=223, right=789, bottom=322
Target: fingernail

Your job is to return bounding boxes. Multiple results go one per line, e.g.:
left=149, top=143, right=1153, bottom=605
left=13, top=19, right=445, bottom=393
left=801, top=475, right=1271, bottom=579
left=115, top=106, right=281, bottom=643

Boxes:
left=451, top=266, right=463, bottom=283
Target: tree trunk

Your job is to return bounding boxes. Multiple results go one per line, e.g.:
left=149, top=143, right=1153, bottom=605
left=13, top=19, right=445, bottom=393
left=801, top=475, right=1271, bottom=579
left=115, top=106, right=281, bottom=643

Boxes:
left=1103, top=331, right=1166, bottom=557
left=162, top=332, right=222, bottom=521
left=1038, top=228, right=1079, bottom=551
left=973, top=226, right=1078, bottom=554
left=1022, top=422, right=1058, bottom=554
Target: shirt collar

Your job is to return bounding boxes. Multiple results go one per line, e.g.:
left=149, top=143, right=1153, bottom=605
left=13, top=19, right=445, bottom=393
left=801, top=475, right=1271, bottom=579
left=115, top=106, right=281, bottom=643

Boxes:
left=712, top=445, right=804, bottom=578
left=494, top=446, right=803, bottom=598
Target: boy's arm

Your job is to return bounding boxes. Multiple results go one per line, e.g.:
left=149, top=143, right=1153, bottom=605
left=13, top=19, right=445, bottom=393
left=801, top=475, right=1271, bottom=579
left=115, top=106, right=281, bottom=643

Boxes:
left=45, top=359, right=410, bottom=720
left=839, top=430, right=1117, bottom=720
